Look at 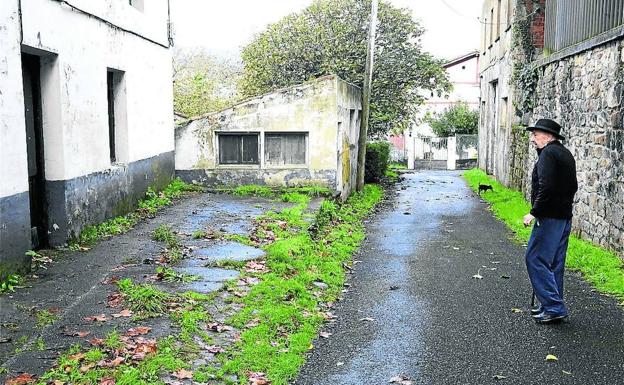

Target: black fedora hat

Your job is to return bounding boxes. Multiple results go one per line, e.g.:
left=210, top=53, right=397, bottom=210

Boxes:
left=526, top=118, right=565, bottom=140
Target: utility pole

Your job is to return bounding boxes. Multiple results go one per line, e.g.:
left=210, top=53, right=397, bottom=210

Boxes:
left=356, top=0, right=378, bottom=191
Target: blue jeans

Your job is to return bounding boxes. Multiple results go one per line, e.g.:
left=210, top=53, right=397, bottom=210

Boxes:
left=525, top=217, right=572, bottom=316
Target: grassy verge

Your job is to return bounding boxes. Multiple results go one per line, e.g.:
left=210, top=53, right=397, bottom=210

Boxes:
left=19, top=184, right=383, bottom=385
left=463, top=168, right=624, bottom=301
left=215, top=184, right=383, bottom=384
left=73, top=178, right=204, bottom=247
left=230, top=185, right=331, bottom=200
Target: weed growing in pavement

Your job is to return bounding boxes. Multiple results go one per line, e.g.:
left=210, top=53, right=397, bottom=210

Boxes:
left=192, top=229, right=207, bottom=239
left=230, top=184, right=331, bottom=200
left=233, top=185, right=274, bottom=197
left=464, top=168, right=624, bottom=301
left=0, top=274, right=22, bottom=293
left=35, top=309, right=58, bottom=328
left=156, top=266, right=200, bottom=283
left=72, top=178, right=203, bottom=247
left=153, top=225, right=184, bottom=264
left=280, top=192, right=310, bottom=204
left=104, top=330, right=123, bottom=350
left=218, top=184, right=383, bottom=384
left=117, top=278, right=172, bottom=318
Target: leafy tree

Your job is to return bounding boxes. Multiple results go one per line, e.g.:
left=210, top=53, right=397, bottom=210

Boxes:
left=239, top=0, right=451, bottom=138
left=425, top=102, right=479, bottom=137
left=173, top=49, right=242, bottom=117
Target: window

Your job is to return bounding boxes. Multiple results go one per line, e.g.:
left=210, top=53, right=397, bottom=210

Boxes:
left=264, top=133, right=307, bottom=166
left=490, top=9, right=494, bottom=45
left=129, top=0, right=144, bottom=12
left=106, top=69, right=127, bottom=164
left=497, top=0, right=501, bottom=38
left=218, top=134, right=259, bottom=165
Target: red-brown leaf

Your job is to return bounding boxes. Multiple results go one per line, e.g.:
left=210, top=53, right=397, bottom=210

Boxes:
left=84, top=314, right=109, bottom=322
left=99, top=377, right=115, bottom=385
left=125, top=326, right=151, bottom=336
left=172, top=368, right=193, bottom=379
left=111, top=309, right=133, bottom=318
left=6, top=373, right=36, bottom=385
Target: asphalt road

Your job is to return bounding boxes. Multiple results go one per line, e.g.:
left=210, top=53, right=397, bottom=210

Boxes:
left=296, top=170, right=624, bottom=385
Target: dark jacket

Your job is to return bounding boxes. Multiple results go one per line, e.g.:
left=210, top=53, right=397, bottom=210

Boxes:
left=530, top=141, right=578, bottom=219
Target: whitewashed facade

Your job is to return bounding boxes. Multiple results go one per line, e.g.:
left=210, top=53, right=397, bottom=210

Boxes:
left=0, top=0, right=174, bottom=275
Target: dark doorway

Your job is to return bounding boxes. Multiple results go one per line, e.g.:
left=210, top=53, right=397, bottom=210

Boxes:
left=22, top=53, right=48, bottom=248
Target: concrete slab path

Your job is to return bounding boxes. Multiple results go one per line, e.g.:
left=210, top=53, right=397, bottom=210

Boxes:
left=296, top=170, right=624, bottom=385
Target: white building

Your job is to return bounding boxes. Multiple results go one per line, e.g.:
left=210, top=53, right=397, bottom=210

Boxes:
left=0, top=0, right=174, bottom=275
left=403, top=51, right=480, bottom=169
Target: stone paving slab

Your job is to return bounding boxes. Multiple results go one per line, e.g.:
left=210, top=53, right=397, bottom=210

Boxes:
left=0, top=192, right=285, bottom=380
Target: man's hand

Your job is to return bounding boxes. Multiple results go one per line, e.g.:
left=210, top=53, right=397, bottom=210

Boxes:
left=523, top=213, right=535, bottom=227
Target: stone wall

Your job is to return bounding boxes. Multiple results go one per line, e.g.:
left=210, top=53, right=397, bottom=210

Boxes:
left=531, top=39, right=624, bottom=255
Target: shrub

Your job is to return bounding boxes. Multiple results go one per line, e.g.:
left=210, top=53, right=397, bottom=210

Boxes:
left=365, top=142, right=390, bottom=183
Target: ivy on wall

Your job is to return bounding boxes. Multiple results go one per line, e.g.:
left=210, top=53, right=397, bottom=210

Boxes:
left=510, top=0, right=540, bottom=117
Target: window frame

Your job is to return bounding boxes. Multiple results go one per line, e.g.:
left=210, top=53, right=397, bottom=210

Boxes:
left=216, top=132, right=260, bottom=166
left=263, top=132, right=309, bottom=168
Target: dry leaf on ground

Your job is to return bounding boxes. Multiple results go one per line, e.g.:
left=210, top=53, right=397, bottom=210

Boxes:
left=546, top=354, right=558, bottom=361
left=248, top=372, right=271, bottom=385
left=112, top=309, right=133, bottom=318
left=173, top=368, right=193, bottom=379
left=389, top=374, right=413, bottom=385
left=6, top=373, right=36, bottom=385
left=84, top=314, right=109, bottom=322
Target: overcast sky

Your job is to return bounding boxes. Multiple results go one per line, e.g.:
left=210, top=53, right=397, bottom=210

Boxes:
left=170, top=0, right=482, bottom=61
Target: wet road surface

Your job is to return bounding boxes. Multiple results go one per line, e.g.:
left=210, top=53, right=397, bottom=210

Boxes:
left=296, top=170, right=624, bottom=385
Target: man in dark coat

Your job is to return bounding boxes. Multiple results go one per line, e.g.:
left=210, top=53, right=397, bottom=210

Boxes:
left=523, top=118, right=578, bottom=324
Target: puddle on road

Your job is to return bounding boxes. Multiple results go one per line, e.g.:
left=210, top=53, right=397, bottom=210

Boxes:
left=193, top=242, right=266, bottom=263
left=180, top=201, right=265, bottom=234
left=173, top=267, right=240, bottom=294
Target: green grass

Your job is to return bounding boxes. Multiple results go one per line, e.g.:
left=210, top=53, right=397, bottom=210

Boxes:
left=389, top=162, right=407, bottom=169
left=0, top=274, right=22, bottom=293
left=219, top=184, right=383, bottom=384
left=74, top=178, right=203, bottom=247
left=156, top=266, right=199, bottom=283
left=117, top=278, right=172, bottom=318
left=35, top=309, right=58, bottom=328
left=463, top=168, right=624, bottom=301
left=230, top=185, right=331, bottom=199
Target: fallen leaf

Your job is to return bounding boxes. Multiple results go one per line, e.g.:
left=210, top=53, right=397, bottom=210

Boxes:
left=53, top=380, right=66, bottom=385
left=319, top=332, right=332, bottom=339
left=112, top=309, right=133, bottom=318
left=360, top=317, right=375, bottom=322
left=245, top=318, right=261, bottom=328
left=99, top=377, right=115, bottom=385
left=472, top=274, right=483, bottom=279
left=80, top=363, right=96, bottom=372
left=207, top=322, right=233, bottom=333
left=88, top=338, right=104, bottom=346
left=546, top=354, right=558, bottom=362
left=248, top=372, right=270, bottom=385
left=107, top=292, right=124, bottom=307
left=63, top=330, right=91, bottom=338
left=336, top=361, right=344, bottom=366
left=562, top=370, right=572, bottom=375
left=492, top=374, right=507, bottom=380
left=173, top=368, right=193, bottom=379
left=102, top=276, right=120, bottom=285
left=84, top=314, right=109, bottom=322
left=511, top=308, right=523, bottom=313
left=389, top=374, right=413, bottom=385
left=47, top=307, right=61, bottom=314
left=126, top=326, right=151, bottom=336
left=6, top=373, right=36, bottom=385
left=68, top=352, right=86, bottom=361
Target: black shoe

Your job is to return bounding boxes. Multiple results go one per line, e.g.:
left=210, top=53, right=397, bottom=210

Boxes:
left=534, top=312, right=568, bottom=324
left=531, top=306, right=543, bottom=316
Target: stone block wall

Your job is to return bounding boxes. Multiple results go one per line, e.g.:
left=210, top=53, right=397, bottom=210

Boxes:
left=532, top=39, right=624, bottom=255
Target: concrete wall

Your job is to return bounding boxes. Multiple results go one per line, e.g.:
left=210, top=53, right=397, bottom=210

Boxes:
left=175, top=75, right=362, bottom=199
left=0, top=0, right=174, bottom=275
left=478, top=0, right=515, bottom=186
